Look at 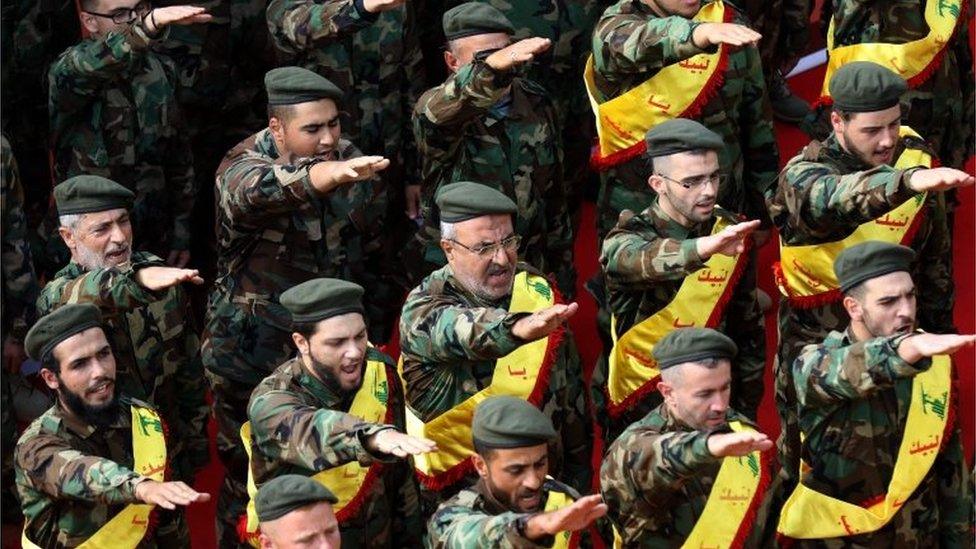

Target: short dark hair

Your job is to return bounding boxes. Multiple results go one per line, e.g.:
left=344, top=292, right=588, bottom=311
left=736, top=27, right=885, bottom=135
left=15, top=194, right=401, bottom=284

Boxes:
left=833, top=107, right=854, bottom=122
left=268, top=104, right=296, bottom=124
left=292, top=320, right=319, bottom=340
left=844, top=279, right=869, bottom=301
left=473, top=439, right=497, bottom=461
left=41, top=352, right=60, bottom=374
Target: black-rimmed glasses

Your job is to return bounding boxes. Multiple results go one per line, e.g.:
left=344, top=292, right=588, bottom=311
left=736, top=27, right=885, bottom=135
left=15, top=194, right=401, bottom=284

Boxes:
left=656, top=173, right=727, bottom=190
left=85, top=0, right=151, bottom=24
left=449, top=235, right=522, bottom=258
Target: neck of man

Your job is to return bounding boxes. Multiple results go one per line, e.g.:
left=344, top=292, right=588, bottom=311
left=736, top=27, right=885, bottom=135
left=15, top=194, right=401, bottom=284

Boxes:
left=847, top=320, right=876, bottom=343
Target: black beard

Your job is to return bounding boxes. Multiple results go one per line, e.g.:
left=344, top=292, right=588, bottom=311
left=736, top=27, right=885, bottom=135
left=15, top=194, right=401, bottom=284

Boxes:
left=308, top=356, right=362, bottom=399
left=59, top=381, right=119, bottom=429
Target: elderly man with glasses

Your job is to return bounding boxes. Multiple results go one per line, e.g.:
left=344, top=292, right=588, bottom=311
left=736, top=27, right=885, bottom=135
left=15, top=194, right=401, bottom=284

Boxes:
left=398, top=181, right=592, bottom=516
left=595, top=118, right=766, bottom=445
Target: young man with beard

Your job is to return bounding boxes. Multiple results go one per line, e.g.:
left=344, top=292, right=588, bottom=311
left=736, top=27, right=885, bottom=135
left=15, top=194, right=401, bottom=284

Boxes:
left=206, top=66, right=391, bottom=546
left=242, top=278, right=435, bottom=548
left=426, top=396, right=608, bottom=548
left=15, top=304, right=210, bottom=547
left=399, top=181, right=591, bottom=512
left=776, top=242, right=973, bottom=545
left=600, top=328, right=775, bottom=547
left=38, top=175, right=209, bottom=483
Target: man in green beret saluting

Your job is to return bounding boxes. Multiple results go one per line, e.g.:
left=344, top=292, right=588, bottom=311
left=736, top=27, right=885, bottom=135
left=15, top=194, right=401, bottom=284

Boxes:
left=427, top=396, right=608, bottom=548
left=241, top=278, right=435, bottom=547
left=408, top=2, right=575, bottom=296
left=768, top=61, right=975, bottom=495
left=255, top=475, right=341, bottom=549
left=399, top=181, right=591, bottom=513
left=776, top=241, right=973, bottom=544
left=205, top=66, right=395, bottom=546
left=15, top=304, right=210, bottom=547
left=600, top=327, right=775, bottom=547
left=38, top=175, right=209, bottom=484
left=596, top=119, right=766, bottom=444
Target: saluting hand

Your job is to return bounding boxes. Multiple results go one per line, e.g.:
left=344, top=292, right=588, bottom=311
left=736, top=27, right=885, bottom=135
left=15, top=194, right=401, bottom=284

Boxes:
left=691, top=23, right=762, bottom=49
left=362, top=0, right=407, bottom=13
left=365, top=429, right=438, bottom=458
left=135, top=266, right=205, bottom=290
left=908, top=167, right=975, bottom=193
left=511, top=302, right=579, bottom=342
left=135, top=480, right=211, bottom=510
left=143, top=6, right=212, bottom=34
left=897, top=333, right=976, bottom=364
left=695, top=219, right=760, bottom=259
left=523, top=494, right=609, bottom=540
left=485, top=37, right=552, bottom=72
left=707, top=431, right=772, bottom=458
left=310, top=156, right=390, bottom=194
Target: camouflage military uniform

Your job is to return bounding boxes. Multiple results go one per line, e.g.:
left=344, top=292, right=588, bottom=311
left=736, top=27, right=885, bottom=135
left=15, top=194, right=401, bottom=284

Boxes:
left=205, top=128, right=387, bottom=545
left=247, top=349, right=422, bottom=547
left=15, top=395, right=188, bottom=547
left=789, top=329, right=972, bottom=546
left=590, top=0, right=779, bottom=239
left=768, top=134, right=953, bottom=487
left=596, top=201, right=765, bottom=442
left=411, top=61, right=575, bottom=295
left=426, top=478, right=581, bottom=548
left=36, top=251, right=209, bottom=482
left=599, top=404, right=769, bottom=547
left=48, top=18, right=197, bottom=257
left=399, top=263, right=592, bottom=507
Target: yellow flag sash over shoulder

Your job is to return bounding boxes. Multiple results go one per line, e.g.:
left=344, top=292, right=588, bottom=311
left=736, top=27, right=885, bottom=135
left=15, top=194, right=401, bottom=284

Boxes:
left=777, top=355, right=954, bottom=539
left=544, top=481, right=581, bottom=549
left=584, top=0, right=732, bottom=170
left=773, top=127, right=932, bottom=308
left=22, top=405, right=168, bottom=549
left=607, top=215, right=751, bottom=418
left=401, top=271, right=563, bottom=490
left=238, top=358, right=394, bottom=547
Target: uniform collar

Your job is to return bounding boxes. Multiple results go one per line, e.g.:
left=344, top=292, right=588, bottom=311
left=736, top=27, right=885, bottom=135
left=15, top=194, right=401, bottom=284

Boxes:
left=54, top=399, right=126, bottom=440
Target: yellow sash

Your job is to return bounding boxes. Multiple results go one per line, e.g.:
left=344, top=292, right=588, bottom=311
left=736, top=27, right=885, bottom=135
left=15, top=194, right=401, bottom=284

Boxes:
left=584, top=0, right=731, bottom=169
left=23, top=405, right=167, bottom=549
left=544, top=482, right=580, bottom=549
left=402, top=271, right=560, bottom=489
left=607, top=216, right=749, bottom=417
left=239, top=358, right=392, bottom=547
left=613, top=421, right=770, bottom=548
left=774, top=127, right=932, bottom=308
left=818, top=0, right=962, bottom=106
left=777, top=355, right=953, bottom=538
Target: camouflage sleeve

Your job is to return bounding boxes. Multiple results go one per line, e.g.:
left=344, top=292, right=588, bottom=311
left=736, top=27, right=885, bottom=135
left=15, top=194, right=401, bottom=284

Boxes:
left=793, top=334, right=930, bottom=407
left=414, top=60, right=513, bottom=145
left=387, top=373, right=423, bottom=545
left=399, top=3, right=426, bottom=186
left=599, top=225, right=707, bottom=290
left=161, top=91, right=196, bottom=252
left=427, top=505, right=549, bottom=549
left=592, top=12, right=708, bottom=78
left=266, top=0, right=376, bottom=55
left=936, top=429, right=973, bottom=545
left=248, top=389, right=396, bottom=469
left=914, top=193, right=955, bottom=334
left=726, top=251, right=765, bottom=419
left=1, top=138, right=38, bottom=338
left=35, top=256, right=166, bottom=317
left=555, top=338, right=593, bottom=494
left=737, top=43, right=779, bottom=226
left=779, top=0, right=811, bottom=60
left=399, top=295, right=526, bottom=362
left=218, top=152, right=319, bottom=230
left=538, top=101, right=575, bottom=297
left=174, top=291, right=209, bottom=474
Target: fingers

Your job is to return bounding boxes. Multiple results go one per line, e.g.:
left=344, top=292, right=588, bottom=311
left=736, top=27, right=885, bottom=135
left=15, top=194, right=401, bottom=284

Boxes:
left=559, top=302, right=579, bottom=320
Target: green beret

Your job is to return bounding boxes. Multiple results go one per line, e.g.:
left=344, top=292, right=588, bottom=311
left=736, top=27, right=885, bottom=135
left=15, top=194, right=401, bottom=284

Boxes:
left=280, top=278, right=365, bottom=324
left=653, top=327, right=737, bottom=369
left=829, top=61, right=907, bottom=113
left=443, top=2, right=514, bottom=41
left=54, top=175, right=134, bottom=215
left=255, top=475, right=338, bottom=523
left=835, top=241, right=916, bottom=293
left=644, top=118, right=724, bottom=159
left=472, top=396, right=556, bottom=449
left=436, top=181, right=517, bottom=223
left=265, top=67, right=343, bottom=106
left=25, top=304, right=103, bottom=362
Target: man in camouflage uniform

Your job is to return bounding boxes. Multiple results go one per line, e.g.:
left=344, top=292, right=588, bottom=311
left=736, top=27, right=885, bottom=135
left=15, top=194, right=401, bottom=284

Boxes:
left=400, top=182, right=591, bottom=512
left=38, top=175, right=210, bottom=483
left=783, top=242, right=972, bottom=545
left=49, top=2, right=212, bottom=266
left=768, top=61, right=973, bottom=492
left=246, top=278, right=434, bottom=547
left=410, top=3, right=575, bottom=295
left=205, top=66, right=392, bottom=546
left=600, top=328, right=774, bottom=546
left=427, top=396, right=608, bottom=548
left=597, top=119, right=765, bottom=443
left=15, top=304, right=210, bottom=547
left=254, top=475, right=342, bottom=548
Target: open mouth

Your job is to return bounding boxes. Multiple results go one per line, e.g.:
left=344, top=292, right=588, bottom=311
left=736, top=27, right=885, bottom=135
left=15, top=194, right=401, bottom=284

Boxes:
left=88, top=380, right=114, bottom=397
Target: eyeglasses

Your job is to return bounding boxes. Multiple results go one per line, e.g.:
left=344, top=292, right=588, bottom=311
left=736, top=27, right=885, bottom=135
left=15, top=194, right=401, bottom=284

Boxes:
left=449, top=235, right=522, bottom=258
left=656, top=173, right=727, bottom=190
left=85, top=0, right=151, bottom=24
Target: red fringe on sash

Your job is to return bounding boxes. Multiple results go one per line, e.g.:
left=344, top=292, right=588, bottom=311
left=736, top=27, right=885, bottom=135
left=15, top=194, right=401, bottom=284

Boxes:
left=730, top=449, right=773, bottom=549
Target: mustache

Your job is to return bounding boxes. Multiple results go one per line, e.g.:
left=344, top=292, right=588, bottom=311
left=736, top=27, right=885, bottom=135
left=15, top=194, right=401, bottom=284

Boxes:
left=486, top=263, right=512, bottom=276
left=86, top=376, right=114, bottom=394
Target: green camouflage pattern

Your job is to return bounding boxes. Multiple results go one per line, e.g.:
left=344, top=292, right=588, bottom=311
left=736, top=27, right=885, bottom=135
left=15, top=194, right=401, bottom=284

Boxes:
left=15, top=396, right=189, bottom=547
left=410, top=61, right=575, bottom=295
left=590, top=0, right=779, bottom=240
left=726, top=0, right=811, bottom=79
left=36, top=251, right=209, bottom=482
left=596, top=201, right=765, bottom=442
left=789, top=329, right=972, bottom=546
left=2, top=134, right=39, bottom=340
left=247, top=349, right=421, bottom=547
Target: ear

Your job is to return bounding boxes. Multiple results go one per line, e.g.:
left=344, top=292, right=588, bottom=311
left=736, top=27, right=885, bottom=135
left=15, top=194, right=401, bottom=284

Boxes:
left=258, top=532, right=274, bottom=549
left=658, top=380, right=673, bottom=403
left=472, top=452, right=489, bottom=479
left=648, top=173, right=666, bottom=194
left=80, top=13, right=100, bottom=36
left=829, top=111, right=845, bottom=136
left=440, top=239, right=455, bottom=262
left=291, top=332, right=309, bottom=356
left=39, top=368, right=60, bottom=391
left=58, top=225, right=76, bottom=251
left=269, top=117, right=284, bottom=144
left=842, top=294, right=862, bottom=321
left=444, top=50, right=459, bottom=74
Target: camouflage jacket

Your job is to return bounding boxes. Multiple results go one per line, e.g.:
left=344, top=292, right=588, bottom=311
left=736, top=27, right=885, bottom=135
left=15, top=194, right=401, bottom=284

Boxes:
left=426, top=478, right=581, bottom=549
left=598, top=200, right=764, bottom=438
left=247, top=349, right=422, bottom=547
left=600, top=404, right=768, bottom=547
left=266, top=0, right=425, bottom=188
left=399, top=263, right=592, bottom=496
left=36, top=251, right=209, bottom=479
left=411, top=60, right=575, bottom=295
left=48, top=20, right=196, bottom=252
left=590, top=0, right=778, bottom=237
left=15, top=396, right=187, bottom=548
left=791, top=329, right=972, bottom=547
left=205, top=129, right=388, bottom=385
left=1, top=134, right=38, bottom=339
